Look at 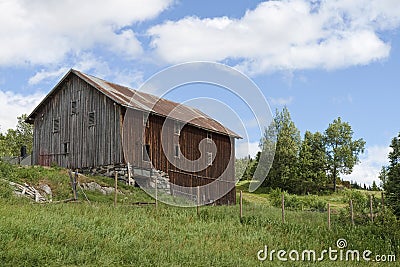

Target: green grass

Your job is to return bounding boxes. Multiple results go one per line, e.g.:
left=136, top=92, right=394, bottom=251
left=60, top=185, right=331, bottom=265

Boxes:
left=0, top=163, right=399, bottom=266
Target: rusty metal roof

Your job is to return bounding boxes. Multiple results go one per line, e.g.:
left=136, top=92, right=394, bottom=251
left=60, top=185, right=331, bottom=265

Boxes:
left=27, top=69, right=241, bottom=138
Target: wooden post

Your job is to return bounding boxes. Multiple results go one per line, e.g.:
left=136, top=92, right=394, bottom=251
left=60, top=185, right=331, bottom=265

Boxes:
left=240, top=190, right=243, bottom=220
left=281, top=193, right=285, bottom=224
left=114, top=172, right=118, bottom=207
left=68, top=170, right=75, bottom=199
left=350, top=199, right=354, bottom=225
left=370, top=195, right=374, bottom=222
left=155, top=173, right=158, bottom=209
left=327, top=203, right=331, bottom=230
left=197, top=186, right=200, bottom=216
left=127, top=162, right=132, bottom=186
left=73, top=169, right=78, bottom=200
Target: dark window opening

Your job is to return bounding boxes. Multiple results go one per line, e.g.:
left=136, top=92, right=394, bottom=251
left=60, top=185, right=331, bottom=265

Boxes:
left=88, top=112, right=95, bottom=126
left=174, top=144, right=180, bottom=158
left=207, top=152, right=213, bottom=166
left=207, top=132, right=212, bottom=143
left=63, top=142, right=69, bottom=154
left=71, top=101, right=77, bottom=115
left=143, top=144, right=151, bottom=162
left=53, top=118, right=60, bottom=133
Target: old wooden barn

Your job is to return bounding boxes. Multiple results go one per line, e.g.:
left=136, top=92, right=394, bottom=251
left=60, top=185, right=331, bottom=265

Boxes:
left=26, top=69, right=240, bottom=205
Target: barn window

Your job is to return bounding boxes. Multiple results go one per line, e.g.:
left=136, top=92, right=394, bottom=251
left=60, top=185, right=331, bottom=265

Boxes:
left=207, top=132, right=212, bottom=143
left=207, top=152, right=213, bottom=166
left=143, top=144, right=151, bottom=162
left=63, top=142, right=69, bottom=154
left=174, top=144, right=180, bottom=158
left=88, top=112, right=95, bottom=126
left=53, top=118, right=60, bottom=133
left=71, top=101, right=77, bottom=115
left=174, top=121, right=181, bottom=135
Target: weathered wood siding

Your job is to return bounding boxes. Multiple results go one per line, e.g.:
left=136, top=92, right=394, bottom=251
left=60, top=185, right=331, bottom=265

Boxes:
left=32, top=74, right=123, bottom=168
left=124, top=112, right=236, bottom=204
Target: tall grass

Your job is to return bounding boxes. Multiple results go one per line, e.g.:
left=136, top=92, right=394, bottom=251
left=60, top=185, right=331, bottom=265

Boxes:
left=0, top=199, right=399, bottom=266
left=0, top=163, right=399, bottom=266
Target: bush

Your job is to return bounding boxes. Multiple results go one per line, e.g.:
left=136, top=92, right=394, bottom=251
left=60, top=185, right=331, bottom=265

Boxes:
left=0, top=179, right=13, bottom=199
left=269, top=188, right=327, bottom=212
left=342, top=189, right=368, bottom=213
left=0, top=161, right=15, bottom=179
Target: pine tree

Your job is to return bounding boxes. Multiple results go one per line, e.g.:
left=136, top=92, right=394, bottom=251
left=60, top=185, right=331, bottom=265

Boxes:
left=385, top=132, right=400, bottom=216
left=371, top=181, right=379, bottom=191
left=261, top=107, right=301, bottom=192
left=298, top=131, right=327, bottom=194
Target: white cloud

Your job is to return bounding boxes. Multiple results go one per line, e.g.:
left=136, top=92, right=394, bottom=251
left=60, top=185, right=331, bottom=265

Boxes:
left=28, top=52, right=144, bottom=88
left=343, top=145, right=392, bottom=187
left=269, top=96, right=294, bottom=106
left=0, top=0, right=173, bottom=66
left=29, top=68, right=70, bottom=85
left=236, top=141, right=259, bottom=159
left=148, top=0, right=399, bottom=74
left=0, top=90, right=45, bottom=132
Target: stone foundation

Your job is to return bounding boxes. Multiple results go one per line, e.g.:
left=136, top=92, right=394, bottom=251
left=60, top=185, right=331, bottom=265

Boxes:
left=79, top=163, right=170, bottom=193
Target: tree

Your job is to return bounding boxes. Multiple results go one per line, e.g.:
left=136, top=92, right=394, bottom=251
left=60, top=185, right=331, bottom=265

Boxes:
left=298, top=131, right=327, bottom=194
left=379, top=166, right=389, bottom=189
left=0, top=114, right=33, bottom=157
left=235, top=153, right=260, bottom=181
left=261, top=107, right=301, bottom=192
left=384, top=132, right=400, bottom=216
left=371, top=181, right=379, bottom=191
left=324, top=117, right=365, bottom=192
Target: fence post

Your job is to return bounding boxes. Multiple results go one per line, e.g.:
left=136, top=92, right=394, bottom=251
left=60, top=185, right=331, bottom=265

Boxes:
left=281, top=193, right=285, bottom=224
left=114, top=172, right=118, bottom=207
left=370, top=195, right=374, bottom=222
left=350, top=199, right=354, bottom=225
left=73, top=169, right=78, bottom=200
left=197, top=186, right=200, bottom=216
left=240, top=190, right=243, bottom=220
left=127, top=162, right=132, bottom=186
left=328, top=203, right=331, bottom=230
left=155, top=173, right=158, bottom=209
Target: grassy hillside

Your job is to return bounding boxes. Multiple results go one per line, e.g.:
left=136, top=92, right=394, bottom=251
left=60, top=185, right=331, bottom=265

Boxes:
left=0, top=163, right=399, bottom=266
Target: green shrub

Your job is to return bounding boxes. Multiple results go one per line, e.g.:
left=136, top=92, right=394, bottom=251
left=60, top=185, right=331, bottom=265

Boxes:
left=0, top=179, right=12, bottom=199
left=269, top=188, right=327, bottom=211
left=342, top=189, right=368, bottom=213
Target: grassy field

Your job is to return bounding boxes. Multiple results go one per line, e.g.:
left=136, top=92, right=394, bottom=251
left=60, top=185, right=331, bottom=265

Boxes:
left=0, top=164, right=399, bottom=266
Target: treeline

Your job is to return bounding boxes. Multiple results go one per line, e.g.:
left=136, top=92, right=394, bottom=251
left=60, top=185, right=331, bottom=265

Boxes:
left=379, top=132, right=400, bottom=216
left=238, top=107, right=365, bottom=195
left=0, top=114, right=33, bottom=158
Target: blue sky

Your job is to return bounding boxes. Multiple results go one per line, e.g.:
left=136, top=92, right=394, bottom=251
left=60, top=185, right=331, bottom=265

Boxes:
left=0, top=0, right=399, bottom=186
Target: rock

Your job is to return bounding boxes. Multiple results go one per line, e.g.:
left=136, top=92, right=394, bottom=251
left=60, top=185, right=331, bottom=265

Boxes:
left=40, top=184, right=52, bottom=196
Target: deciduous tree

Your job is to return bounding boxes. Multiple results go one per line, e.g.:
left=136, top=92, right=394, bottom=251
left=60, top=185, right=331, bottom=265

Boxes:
left=324, top=117, right=365, bottom=192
